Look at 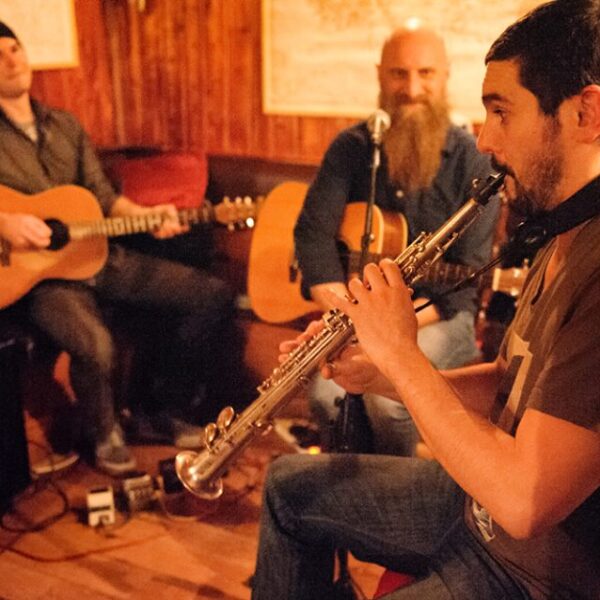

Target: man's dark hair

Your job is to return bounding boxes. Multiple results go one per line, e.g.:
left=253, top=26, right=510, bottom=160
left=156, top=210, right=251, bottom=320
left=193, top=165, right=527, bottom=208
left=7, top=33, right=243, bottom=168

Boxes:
left=486, top=0, right=600, bottom=115
left=0, top=22, right=18, bottom=41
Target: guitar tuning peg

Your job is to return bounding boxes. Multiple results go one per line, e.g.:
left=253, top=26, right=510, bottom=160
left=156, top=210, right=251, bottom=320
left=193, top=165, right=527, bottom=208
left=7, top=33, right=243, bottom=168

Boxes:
left=221, top=196, right=236, bottom=231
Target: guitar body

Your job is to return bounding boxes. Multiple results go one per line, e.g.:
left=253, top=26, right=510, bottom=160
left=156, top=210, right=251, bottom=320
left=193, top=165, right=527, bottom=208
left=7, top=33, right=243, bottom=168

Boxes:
left=0, top=185, right=108, bottom=309
left=247, top=181, right=408, bottom=324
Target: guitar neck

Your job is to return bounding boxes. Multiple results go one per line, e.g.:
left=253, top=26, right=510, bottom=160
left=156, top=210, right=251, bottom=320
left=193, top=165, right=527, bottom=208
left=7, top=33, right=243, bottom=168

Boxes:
left=68, top=205, right=215, bottom=240
left=420, top=260, right=478, bottom=285
left=347, top=251, right=383, bottom=272
left=349, top=249, right=527, bottom=297
left=348, top=250, right=477, bottom=285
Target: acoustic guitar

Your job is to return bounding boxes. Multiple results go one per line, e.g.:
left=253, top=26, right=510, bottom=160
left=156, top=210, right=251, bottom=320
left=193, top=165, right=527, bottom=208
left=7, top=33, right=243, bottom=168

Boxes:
left=247, top=181, right=527, bottom=324
left=0, top=184, right=257, bottom=309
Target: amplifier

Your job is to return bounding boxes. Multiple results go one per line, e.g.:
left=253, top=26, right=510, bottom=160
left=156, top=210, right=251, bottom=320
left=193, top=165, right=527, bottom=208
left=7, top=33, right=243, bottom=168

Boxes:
left=0, top=331, right=31, bottom=515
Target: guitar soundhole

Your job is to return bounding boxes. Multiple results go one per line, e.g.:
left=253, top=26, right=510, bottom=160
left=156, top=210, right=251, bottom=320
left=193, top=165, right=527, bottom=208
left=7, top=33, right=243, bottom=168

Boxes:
left=45, top=219, right=71, bottom=251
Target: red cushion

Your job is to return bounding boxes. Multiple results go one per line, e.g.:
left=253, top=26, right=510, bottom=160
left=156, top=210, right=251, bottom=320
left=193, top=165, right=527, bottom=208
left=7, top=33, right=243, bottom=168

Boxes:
left=109, top=152, right=208, bottom=209
left=373, top=570, right=415, bottom=598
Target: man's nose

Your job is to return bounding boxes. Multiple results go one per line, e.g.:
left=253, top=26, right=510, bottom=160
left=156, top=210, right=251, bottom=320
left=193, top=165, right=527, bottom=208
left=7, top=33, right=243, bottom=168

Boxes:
left=404, top=72, right=425, bottom=100
left=1, top=55, right=18, bottom=69
left=476, top=120, right=495, bottom=155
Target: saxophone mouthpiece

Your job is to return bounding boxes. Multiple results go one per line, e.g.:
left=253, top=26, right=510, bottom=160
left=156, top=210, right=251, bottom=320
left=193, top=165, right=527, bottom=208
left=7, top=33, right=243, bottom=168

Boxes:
left=473, top=172, right=506, bottom=205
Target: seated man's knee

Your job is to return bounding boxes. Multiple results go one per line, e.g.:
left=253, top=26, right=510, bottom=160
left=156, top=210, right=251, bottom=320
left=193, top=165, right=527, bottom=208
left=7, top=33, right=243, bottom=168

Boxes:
left=73, top=327, right=115, bottom=376
left=417, top=312, right=478, bottom=370
left=265, top=454, right=322, bottom=502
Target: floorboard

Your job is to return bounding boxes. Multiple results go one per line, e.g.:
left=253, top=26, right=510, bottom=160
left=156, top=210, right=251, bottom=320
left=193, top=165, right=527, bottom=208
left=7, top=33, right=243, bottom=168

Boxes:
left=0, top=420, right=383, bottom=600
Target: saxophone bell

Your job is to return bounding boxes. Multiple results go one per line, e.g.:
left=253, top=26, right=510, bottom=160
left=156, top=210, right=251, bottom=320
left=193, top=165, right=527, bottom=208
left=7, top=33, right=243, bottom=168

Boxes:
left=175, top=450, right=225, bottom=499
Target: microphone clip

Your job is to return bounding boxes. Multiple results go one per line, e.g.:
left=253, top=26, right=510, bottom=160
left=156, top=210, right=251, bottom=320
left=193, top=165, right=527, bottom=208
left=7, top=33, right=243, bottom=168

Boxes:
left=367, top=109, right=391, bottom=146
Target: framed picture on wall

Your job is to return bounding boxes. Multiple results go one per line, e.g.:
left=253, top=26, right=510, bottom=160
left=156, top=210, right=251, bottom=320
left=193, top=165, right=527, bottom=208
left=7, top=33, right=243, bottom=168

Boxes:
left=261, top=0, right=542, bottom=123
left=0, top=0, right=79, bottom=70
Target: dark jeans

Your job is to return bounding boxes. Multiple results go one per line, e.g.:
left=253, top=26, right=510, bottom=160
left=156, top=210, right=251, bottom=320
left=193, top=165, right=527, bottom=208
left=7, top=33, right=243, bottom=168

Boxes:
left=26, top=244, right=237, bottom=444
left=252, top=454, right=530, bottom=600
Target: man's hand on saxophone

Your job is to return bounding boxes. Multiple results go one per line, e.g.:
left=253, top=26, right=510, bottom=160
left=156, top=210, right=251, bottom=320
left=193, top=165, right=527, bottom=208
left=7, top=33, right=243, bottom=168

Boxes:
left=324, top=259, right=421, bottom=387
left=276, top=261, right=408, bottom=400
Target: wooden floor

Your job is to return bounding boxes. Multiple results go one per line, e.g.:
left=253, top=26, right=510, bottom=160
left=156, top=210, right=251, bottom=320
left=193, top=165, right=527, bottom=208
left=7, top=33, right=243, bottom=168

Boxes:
left=0, top=414, right=384, bottom=600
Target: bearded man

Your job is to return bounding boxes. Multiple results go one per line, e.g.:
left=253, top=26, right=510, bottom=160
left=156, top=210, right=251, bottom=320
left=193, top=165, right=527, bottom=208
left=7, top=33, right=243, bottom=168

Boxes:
left=293, top=22, right=500, bottom=456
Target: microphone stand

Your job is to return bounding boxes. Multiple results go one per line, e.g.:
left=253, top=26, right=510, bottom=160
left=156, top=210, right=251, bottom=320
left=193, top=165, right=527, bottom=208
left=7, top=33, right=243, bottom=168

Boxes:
left=359, top=137, right=382, bottom=272
left=331, top=133, right=382, bottom=600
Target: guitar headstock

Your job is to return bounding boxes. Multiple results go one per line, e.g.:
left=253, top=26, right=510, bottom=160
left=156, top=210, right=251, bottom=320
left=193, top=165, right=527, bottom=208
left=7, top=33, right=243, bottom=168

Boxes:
left=214, top=195, right=260, bottom=231
left=492, top=261, right=530, bottom=297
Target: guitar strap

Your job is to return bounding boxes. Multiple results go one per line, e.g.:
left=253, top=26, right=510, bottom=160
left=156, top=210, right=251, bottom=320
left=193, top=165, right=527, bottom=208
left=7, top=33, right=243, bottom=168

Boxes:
left=416, top=174, right=600, bottom=311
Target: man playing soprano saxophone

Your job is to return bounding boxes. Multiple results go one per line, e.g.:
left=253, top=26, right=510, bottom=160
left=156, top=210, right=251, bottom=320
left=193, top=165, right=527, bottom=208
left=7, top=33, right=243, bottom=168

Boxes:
left=252, top=1, right=600, bottom=598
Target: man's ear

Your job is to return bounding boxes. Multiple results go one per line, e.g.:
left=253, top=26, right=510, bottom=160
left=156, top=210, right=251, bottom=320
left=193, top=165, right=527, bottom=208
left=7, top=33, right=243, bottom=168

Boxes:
left=576, top=85, right=600, bottom=142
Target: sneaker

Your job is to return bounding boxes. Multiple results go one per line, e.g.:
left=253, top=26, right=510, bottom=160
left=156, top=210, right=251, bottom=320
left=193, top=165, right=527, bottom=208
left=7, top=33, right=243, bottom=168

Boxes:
left=30, top=451, right=80, bottom=478
left=95, top=425, right=137, bottom=476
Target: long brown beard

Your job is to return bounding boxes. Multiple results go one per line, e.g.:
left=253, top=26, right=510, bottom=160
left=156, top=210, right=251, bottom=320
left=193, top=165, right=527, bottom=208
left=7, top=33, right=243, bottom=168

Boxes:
left=381, top=95, right=451, bottom=193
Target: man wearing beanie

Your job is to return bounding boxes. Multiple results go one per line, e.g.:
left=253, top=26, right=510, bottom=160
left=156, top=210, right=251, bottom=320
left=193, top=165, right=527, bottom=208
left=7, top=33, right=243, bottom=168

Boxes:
left=0, top=23, right=237, bottom=476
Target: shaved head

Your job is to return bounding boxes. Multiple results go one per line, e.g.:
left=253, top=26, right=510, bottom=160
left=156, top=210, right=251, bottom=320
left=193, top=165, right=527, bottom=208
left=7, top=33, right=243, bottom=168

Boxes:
left=380, top=25, right=449, bottom=75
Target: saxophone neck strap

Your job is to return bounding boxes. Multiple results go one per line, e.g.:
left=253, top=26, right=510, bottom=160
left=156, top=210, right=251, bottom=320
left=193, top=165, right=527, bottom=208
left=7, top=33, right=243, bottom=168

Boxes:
left=511, top=174, right=600, bottom=253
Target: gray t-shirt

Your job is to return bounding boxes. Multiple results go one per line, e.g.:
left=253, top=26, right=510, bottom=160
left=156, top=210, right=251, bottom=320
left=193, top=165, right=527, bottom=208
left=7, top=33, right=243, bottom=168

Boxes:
left=466, top=215, right=600, bottom=599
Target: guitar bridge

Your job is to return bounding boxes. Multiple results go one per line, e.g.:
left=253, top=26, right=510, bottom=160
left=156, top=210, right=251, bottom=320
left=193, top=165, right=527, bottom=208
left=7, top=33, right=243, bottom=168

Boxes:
left=0, top=238, right=11, bottom=267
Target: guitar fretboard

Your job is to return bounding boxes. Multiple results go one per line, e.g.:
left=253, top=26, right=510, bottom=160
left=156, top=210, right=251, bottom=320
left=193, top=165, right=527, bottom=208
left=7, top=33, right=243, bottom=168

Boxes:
left=68, top=206, right=215, bottom=240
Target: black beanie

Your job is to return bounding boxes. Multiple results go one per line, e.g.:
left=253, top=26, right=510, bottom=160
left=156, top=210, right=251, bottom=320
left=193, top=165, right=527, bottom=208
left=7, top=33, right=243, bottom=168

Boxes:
left=0, top=22, right=17, bottom=40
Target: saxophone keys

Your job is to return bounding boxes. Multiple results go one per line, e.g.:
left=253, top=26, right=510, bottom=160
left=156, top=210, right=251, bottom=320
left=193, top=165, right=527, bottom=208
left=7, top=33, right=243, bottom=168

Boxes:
left=216, top=406, right=236, bottom=433
left=204, top=422, right=218, bottom=448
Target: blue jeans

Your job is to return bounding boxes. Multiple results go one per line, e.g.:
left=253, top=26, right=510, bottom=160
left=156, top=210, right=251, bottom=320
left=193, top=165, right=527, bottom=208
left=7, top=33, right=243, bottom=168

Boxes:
left=252, top=453, right=529, bottom=599
left=309, top=311, right=479, bottom=456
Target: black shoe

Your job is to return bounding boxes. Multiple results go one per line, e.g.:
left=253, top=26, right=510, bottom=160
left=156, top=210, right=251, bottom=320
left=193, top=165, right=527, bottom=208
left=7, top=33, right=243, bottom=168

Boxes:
left=150, top=411, right=204, bottom=449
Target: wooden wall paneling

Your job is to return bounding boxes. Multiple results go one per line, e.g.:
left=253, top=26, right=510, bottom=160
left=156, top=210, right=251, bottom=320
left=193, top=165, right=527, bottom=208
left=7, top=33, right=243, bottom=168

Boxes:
left=142, top=2, right=169, bottom=144
left=29, top=0, right=116, bottom=147
left=184, top=0, right=209, bottom=153
left=107, top=1, right=148, bottom=146
left=157, top=0, right=185, bottom=148
left=105, top=0, right=128, bottom=145
left=204, top=0, right=232, bottom=154
left=73, top=0, right=115, bottom=145
left=103, top=0, right=360, bottom=164
left=226, top=0, right=258, bottom=154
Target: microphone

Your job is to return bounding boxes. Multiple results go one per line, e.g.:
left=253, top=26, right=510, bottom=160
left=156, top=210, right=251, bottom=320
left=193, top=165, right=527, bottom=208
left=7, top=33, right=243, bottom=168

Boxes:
left=367, top=109, right=391, bottom=145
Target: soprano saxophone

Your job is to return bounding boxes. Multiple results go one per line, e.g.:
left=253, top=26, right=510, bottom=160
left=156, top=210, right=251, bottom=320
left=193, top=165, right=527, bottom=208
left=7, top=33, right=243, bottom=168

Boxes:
left=176, top=172, right=505, bottom=499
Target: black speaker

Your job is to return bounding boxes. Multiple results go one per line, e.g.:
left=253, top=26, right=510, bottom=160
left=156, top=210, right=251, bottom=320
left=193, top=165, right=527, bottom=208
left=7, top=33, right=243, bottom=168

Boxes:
left=0, top=330, right=31, bottom=515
